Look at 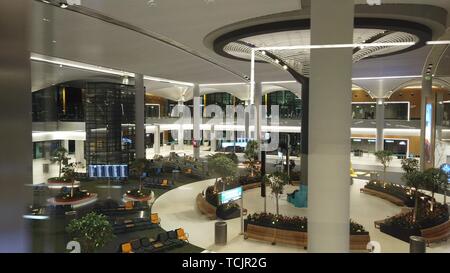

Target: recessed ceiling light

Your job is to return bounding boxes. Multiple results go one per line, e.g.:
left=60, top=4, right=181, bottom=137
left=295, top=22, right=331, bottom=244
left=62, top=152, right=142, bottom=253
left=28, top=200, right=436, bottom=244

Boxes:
left=283, top=65, right=288, bottom=70
left=60, top=3, right=68, bottom=9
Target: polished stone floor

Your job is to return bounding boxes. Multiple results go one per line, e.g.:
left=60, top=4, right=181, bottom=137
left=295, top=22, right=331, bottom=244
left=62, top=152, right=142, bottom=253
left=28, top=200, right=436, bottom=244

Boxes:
left=153, top=178, right=450, bottom=253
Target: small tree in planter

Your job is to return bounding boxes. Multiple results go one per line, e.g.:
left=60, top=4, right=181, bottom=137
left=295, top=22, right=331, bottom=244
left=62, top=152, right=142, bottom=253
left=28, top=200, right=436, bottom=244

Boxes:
left=401, top=158, right=419, bottom=175
left=265, top=171, right=289, bottom=216
left=66, top=212, right=114, bottom=253
left=423, top=168, right=447, bottom=211
left=208, top=155, right=238, bottom=192
left=374, top=150, right=393, bottom=182
left=62, top=161, right=84, bottom=198
left=402, top=170, right=425, bottom=223
left=130, top=158, right=149, bottom=191
left=50, top=147, right=69, bottom=181
left=244, top=140, right=259, bottom=177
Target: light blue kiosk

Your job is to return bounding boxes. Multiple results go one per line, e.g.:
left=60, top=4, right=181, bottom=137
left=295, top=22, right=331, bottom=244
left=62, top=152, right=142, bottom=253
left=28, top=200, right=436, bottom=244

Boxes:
left=287, top=185, right=308, bottom=208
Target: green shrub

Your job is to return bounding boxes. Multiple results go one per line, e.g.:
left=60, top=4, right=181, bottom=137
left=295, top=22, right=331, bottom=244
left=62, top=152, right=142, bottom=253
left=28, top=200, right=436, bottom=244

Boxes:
left=66, top=212, right=114, bottom=253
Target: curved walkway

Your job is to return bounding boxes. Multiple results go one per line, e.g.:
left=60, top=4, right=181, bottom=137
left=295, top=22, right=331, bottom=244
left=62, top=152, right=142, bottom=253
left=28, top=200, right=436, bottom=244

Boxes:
left=152, top=179, right=450, bottom=253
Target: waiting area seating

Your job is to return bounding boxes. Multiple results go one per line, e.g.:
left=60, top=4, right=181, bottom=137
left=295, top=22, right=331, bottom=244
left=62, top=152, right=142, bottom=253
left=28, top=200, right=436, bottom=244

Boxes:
left=360, top=187, right=405, bottom=206
left=143, top=177, right=174, bottom=189
left=421, top=220, right=450, bottom=245
left=111, top=213, right=161, bottom=234
left=94, top=201, right=149, bottom=216
left=119, top=228, right=189, bottom=253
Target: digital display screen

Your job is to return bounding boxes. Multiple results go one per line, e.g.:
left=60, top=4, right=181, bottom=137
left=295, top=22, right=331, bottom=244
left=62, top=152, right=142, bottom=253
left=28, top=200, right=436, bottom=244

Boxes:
left=218, top=186, right=242, bottom=205
left=88, top=165, right=128, bottom=178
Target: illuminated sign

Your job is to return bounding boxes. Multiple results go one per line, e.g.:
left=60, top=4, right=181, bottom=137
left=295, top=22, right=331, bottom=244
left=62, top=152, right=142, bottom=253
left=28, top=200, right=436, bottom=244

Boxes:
left=219, top=187, right=243, bottom=205
left=440, top=164, right=450, bottom=184
left=424, top=103, right=432, bottom=163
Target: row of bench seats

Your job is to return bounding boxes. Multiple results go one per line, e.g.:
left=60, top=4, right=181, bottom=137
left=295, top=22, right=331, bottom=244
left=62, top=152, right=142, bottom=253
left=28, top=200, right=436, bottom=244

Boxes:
left=120, top=228, right=189, bottom=253
left=111, top=213, right=161, bottom=234
left=95, top=201, right=149, bottom=216
left=143, top=177, right=174, bottom=189
left=421, top=220, right=450, bottom=245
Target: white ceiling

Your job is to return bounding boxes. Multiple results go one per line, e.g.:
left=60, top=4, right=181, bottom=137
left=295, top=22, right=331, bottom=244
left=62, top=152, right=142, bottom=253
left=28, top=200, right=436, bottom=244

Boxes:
left=30, top=0, right=450, bottom=95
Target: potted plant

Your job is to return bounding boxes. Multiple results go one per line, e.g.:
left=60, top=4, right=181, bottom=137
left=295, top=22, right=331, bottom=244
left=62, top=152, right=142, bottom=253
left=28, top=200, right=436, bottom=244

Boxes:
left=374, top=150, right=393, bottom=182
left=130, top=158, right=149, bottom=191
left=401, top=158, right=419, bottom=175
left=62, top=161, right=83, bottom=198
left=423, top=168, right=447, bottom=211
left=208, top=154, right=238, bottom=192
left=265, top=171, right=289, bottom=216
left=244, top=140, right=259, bottom=177
left=66, top=212, right=114, bottom=253
left=49, top=147, right=70, bottom=183
left=402, top=170, right=425, bottom=223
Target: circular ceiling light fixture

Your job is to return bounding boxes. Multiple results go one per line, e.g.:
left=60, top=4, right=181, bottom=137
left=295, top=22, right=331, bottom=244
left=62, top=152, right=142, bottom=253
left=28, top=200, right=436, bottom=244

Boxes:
left=213, top=18, right=431, bottom=80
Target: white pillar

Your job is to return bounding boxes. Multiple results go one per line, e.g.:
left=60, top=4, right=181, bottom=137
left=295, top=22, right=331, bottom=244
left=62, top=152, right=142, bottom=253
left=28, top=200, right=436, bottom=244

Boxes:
left=178, top=100, right=185, bottom=150
left=154, top=125, right=161, bottom=155
left=0, top=0, right=32, bottom=252
left=75, top=140, right=85, bottom=164
left=62, top=140, right=69, bottom=152
left=420, top=76, right=433, bottom=170
left=254, top=82, right=262, bottom=142
left=376, top=98, right=385, bottom=152
left=210, top=125, right=217, bottom=152
left=308, top=0, right=354, bottom=253
left=193, top=84, right=201, bottom=159
left=135, top=74, right=146, bottom=159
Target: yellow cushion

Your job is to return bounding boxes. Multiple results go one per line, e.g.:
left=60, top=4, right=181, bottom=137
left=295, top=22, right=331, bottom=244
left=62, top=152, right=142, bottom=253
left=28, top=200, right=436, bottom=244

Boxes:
left=121, top=243, right=132, bottom=253
left=151, top=213, right=160, bottom=224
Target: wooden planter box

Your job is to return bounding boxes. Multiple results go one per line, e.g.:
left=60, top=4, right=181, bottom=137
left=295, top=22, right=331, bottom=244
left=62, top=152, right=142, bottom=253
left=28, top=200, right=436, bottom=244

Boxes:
left=245, top=223, right=370, bottom=251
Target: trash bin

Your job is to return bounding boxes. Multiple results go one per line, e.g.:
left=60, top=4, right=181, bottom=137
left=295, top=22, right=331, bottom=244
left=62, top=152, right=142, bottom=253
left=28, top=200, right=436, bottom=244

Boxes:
left=409, top=236, right=426, bottom=253
left=215, top=221, right=227, bottom=245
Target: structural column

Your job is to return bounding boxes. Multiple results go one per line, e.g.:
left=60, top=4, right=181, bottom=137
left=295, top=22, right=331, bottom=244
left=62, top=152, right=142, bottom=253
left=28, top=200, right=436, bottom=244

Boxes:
left=62, top=140, right=70, bottom=152
left=75, top=140, right=85, bottom=164
left=420, top=76, right=434, bottom=170
left=135, top=74, right=146, bottom=159
left=376, top=98, right=385, bottom=152
left=0, top=0, right=32, bottom=252
left=307, top=0, right=354, bottom=253
left=193, top=84, right=201, bottom=159
left=154, top=125, right=161, bottom=155
left=178, top=100, right=185, bottom=150
left=254, top=82, right=262, bottom=142
left=210, top=125, right=217, bottom=152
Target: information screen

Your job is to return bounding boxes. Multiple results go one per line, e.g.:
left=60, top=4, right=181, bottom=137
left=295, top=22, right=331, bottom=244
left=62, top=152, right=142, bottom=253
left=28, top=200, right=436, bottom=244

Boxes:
left=88, top=165, right=128, bottom=178
left=218, top=186, right=243, bottom=205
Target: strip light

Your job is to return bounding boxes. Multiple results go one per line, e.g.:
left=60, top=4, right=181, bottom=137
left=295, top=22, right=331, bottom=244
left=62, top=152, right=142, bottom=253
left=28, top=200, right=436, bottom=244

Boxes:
left=200, top=83, right=247, bottom=87
left=261, top=81, right=298, bottom=85
left=426, top=41, right=450, bottom=45
left=255, top=42, right=417, bottom=51
left=31, top=53, right=194, bottom=86
left=31, top=54, right=134, bottom=77
left=143, top=76, right=193, bottom=87
left=352, top=75, right=422, bottom=80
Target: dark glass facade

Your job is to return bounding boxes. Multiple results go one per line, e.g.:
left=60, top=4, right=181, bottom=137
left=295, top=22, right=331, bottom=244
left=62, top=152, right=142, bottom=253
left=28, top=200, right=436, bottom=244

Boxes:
left=84, top=82, right=136, bottom=165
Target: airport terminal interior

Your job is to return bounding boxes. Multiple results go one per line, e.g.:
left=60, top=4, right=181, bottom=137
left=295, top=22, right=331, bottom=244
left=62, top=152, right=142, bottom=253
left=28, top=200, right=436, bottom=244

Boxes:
left=1, top=0, right=450, bottom=254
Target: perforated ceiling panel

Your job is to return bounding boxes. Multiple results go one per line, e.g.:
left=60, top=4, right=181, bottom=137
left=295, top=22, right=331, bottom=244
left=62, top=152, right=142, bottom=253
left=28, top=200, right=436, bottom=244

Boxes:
left=223, top=28, right=420, bottom=77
